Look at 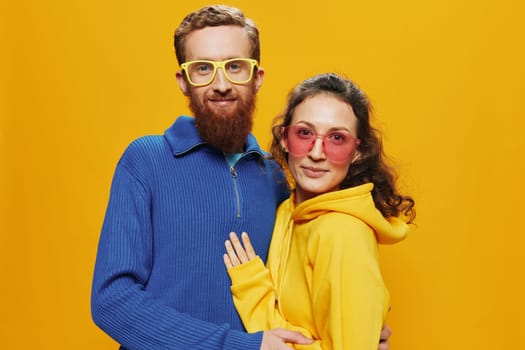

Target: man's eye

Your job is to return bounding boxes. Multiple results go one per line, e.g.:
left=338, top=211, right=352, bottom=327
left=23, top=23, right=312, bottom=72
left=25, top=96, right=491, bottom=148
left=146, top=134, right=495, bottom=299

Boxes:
left=227, top=61, right=245, bottom=72
left=192, top=63, right=213, bottom=74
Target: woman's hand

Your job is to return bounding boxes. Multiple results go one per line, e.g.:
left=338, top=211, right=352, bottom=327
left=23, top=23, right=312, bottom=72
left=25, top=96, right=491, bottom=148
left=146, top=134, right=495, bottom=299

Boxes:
left=223, top=232, right=257, bottom=268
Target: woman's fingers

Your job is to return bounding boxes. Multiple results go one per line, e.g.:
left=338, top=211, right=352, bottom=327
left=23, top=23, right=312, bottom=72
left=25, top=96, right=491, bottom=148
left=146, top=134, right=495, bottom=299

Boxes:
left=224, top=239, right=241, bottom=267
left=223, top=253, right=233, bottom=269
left=224, top=232, right=257, bottom=268
left=229, top=232, right=249, bottom=263
left=241, top=232, right=256, bottom=260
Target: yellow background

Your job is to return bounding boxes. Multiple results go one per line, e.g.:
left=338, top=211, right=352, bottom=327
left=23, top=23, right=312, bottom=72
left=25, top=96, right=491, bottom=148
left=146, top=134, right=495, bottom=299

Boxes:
left=2, top=0, right=524, bottom=349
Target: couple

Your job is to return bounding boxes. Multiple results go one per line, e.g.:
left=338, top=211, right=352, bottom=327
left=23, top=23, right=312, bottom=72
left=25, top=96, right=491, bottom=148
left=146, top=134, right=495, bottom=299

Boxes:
left=91, top=4, right=415, bottom=350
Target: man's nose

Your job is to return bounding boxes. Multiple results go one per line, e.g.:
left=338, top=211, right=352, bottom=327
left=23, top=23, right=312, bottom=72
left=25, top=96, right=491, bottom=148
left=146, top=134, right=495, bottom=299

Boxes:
left=211, top=68, right=232, bottom=92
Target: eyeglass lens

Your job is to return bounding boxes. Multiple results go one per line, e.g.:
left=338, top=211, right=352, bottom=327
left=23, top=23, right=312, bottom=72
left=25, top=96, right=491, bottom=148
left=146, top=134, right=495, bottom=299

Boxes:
left=285, top=125, right=359, bottom=162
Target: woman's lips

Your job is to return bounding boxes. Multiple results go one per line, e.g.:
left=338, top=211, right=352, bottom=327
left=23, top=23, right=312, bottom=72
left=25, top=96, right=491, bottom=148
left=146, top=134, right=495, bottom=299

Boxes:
left=301, top=166, right=327, bottom=178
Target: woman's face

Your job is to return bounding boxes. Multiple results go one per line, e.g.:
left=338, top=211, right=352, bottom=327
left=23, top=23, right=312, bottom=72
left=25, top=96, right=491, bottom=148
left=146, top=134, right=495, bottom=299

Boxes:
left=282, top=93, right=360, bottom=204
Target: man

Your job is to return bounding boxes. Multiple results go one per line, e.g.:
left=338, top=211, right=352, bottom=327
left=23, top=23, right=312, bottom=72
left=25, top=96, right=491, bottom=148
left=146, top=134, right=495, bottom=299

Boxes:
left=91, top=5, right=391, bottom=349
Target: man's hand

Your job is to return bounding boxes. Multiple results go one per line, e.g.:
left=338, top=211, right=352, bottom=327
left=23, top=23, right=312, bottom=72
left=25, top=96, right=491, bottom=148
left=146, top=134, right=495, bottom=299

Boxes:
left=261, top=328, right=314, bottom=350
left=261, top=324, right=389, bottom=350
left=378, top=323, right=392, bottom=350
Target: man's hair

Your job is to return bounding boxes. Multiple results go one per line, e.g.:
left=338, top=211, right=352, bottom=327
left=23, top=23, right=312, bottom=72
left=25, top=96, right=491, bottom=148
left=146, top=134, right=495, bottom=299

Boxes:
left=270, top=73, right=416, bottom=223
left=174, top=5, right=261, bottom=65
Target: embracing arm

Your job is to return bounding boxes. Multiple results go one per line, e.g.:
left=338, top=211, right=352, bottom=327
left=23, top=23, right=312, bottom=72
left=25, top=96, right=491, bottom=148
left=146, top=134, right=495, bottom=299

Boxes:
left=91, top=162, right=261, bottom=350
left=224, top=233, right=316, bottom=342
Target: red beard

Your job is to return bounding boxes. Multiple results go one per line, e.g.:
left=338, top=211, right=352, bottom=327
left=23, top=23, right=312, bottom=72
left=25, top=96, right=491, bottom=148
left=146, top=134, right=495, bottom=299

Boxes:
left=189, top=88, right=257, bottom=153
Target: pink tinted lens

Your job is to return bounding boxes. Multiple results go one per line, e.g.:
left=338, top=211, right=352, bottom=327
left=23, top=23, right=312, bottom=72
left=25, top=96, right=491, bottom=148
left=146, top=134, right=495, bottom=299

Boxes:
left=285, top=127, right=314, bottom=155
left=285, top=126, right=359, bottom=162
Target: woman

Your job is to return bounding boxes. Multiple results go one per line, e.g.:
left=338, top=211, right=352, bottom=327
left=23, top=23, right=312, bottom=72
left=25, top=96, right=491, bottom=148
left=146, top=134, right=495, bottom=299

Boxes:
left=223, top=73, right=415, bottom=349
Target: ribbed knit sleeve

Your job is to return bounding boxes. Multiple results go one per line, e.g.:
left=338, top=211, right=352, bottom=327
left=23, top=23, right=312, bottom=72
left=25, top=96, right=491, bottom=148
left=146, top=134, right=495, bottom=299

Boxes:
left=91, top=138, right=263, bottom=350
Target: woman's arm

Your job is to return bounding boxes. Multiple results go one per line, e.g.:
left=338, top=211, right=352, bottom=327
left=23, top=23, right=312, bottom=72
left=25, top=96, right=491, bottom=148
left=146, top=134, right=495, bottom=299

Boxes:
left=224, top=232, right=317, bottom=341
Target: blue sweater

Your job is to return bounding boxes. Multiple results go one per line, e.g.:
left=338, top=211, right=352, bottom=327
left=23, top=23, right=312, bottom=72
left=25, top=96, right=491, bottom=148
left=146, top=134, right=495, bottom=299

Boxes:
left=91, top=116, right=288, bottom=350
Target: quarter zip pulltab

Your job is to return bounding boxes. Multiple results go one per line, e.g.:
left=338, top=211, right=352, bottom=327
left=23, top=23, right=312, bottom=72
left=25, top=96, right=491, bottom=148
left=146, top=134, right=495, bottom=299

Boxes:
left=230, top=166, right=237, bottom=178
left=230, top=166, right=241, bottom=218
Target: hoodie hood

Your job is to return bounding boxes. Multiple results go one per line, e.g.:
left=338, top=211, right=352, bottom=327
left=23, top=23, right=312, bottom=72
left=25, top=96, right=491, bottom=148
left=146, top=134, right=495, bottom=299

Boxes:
left=291, top=183, right=408, bottom=244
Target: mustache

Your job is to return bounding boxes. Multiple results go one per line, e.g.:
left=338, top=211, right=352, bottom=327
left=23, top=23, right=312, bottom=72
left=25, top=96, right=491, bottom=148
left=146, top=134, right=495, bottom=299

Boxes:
left=208, top=92, right=236, bottom=100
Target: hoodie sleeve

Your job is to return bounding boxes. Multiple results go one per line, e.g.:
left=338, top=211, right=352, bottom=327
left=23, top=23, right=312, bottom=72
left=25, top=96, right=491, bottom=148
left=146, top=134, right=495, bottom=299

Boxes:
left=227, top=257, right=317, bottom=344
left=307, top=213, right=389, bottom=350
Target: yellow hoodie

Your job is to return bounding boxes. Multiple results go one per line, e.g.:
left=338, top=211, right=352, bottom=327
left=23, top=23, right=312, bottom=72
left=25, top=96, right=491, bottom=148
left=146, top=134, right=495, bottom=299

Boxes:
left=227, top=183, right=409, bottom=349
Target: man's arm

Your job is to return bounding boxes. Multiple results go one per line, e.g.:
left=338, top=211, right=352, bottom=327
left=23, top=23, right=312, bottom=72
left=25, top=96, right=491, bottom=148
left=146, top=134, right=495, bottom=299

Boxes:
left=91, top=159, right=261, bottom=350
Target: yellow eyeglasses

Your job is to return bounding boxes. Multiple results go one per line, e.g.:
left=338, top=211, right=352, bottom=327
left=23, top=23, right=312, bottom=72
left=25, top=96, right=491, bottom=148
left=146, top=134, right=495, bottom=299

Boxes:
left=180, top=58, right=258, bottom=87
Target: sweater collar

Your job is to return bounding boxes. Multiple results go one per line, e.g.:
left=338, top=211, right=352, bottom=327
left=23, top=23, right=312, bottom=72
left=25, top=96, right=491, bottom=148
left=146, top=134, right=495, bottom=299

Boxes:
left=164, top=116, right=267, bottom=157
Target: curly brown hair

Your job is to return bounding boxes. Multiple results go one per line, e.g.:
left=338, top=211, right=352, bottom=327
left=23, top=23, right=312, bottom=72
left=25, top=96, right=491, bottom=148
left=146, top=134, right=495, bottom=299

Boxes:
left=174, top=5, right=261, bottom=65
left=270, top=73, right=415, bottom=223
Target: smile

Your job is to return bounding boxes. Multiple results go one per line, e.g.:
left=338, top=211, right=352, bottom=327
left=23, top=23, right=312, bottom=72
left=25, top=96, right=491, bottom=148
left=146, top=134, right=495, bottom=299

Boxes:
left=209, top=98, right=236, bottom=107
left=208, top=96, right=237, bottom=105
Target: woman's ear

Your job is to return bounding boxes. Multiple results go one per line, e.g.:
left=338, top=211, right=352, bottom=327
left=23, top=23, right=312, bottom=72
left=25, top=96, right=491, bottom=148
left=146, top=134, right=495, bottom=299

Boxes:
left=176, top=71, right=190, bottom=96
left=279, top=127, right=288, bottom=152
left=350, top=138, right=362, bottom=164
left=351, top=150, right=361, bottom=164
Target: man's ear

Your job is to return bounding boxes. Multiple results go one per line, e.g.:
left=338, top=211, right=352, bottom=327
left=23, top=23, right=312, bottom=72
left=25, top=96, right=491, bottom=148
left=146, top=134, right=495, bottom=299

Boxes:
left=254, top=67, right=265, bottom=92
left=176, top=71, right=190, bottom=96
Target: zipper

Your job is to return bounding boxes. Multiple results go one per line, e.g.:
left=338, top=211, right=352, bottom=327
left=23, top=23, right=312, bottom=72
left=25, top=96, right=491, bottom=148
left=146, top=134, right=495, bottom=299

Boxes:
left=230, top=166, right=241, bottom=218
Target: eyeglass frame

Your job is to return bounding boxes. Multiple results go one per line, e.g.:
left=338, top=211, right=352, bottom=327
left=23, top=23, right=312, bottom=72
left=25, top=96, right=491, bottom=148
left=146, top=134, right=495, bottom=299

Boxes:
left=180, top=58, right=259, bottom=87
left=281, top=125, right=361, bottom=163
